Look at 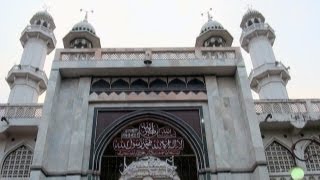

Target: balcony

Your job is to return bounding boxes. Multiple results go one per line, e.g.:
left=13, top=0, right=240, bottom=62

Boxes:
left=240, top=23, right=276, bottom=52
left=20, top=25, right=56, bottom=53
left=6, top=65, right=48, bottom=94
left=0, top=104, right=42, bottom=135
left=254, top=99, right=320, bottom=129
left=53, top=47, right=241, bottom=77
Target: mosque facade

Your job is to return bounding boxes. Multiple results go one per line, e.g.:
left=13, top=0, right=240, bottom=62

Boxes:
left=0, top=8, right=319, bottom=180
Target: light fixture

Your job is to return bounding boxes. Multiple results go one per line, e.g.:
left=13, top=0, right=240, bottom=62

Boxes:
left=144, top=59, right=152, bottom=65
left=290, top=166, right=304, bottom=180
left=1, top=116, right=9, bottom=124
left=289, top=138, right=320, bottom=179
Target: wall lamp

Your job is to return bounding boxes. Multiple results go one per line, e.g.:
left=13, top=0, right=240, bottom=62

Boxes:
left=1, top=116, right=9, bottom=124
left=290, top=138, right=320, bottom=180
left=144, top=59, right=152, bottom=65
left=264, top=113, right=272, bottom=122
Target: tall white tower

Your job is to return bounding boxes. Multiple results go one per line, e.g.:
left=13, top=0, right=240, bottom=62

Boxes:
left=6, top=11, right=56, bottom=103
left=240, top=10, right=290, bottom=99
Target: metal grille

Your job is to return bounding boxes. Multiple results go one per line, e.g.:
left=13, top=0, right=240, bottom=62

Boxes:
left=61, top=53, right=95, bottom=61
left=102, top=52, right=145, bottom=60
left=265, top=142, right=295, bottom=173
left=305, top=141, right=320, bottom=171
left=0, top=145, right=33, bottom=178
left=0, top=105, right=42, bottom=118
left=152, top=52, right=196, bottom=60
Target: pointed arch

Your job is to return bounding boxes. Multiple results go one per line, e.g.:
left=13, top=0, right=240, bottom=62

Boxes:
left=42, top=21, right=48, bottom=28
left=91, top=79, right=110, bottom=92
left=264, top=137, right=292, bottom=150
left=111, top=79, right=129, bottom=89
left=168, top=78, right=186, bottom=89
left=304, top=138, right=320, bottom=171
left=0, top=143, right=33, bottom=178
left=91, top=110, right=208, bottom=177
left=264, top=140, right=295, bottom=173
left=187, top=78, right=205, bottom=89
left=149, top=79, right=167, bottom=89
left=131, top=79, right=148, bottom=89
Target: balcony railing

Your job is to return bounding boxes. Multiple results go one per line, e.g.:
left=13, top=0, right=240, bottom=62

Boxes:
left=22, top=25, right=56, bottom=42
left=254, top=99, right=320, bottom=123
left=241, top=23, right=275, bottom=39
left=7, top=64, right=48, bottom=82
left=56, top=47, right=238, bottom=61
left=0, top=104, right=43, bottom=118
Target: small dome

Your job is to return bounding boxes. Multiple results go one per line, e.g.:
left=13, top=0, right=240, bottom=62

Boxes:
left=240, top=9, right=265, bottom=29
left=200, top=19, right=224, bottom=35
left=30, top=10, right=56, bottom=30
left=71, top=20, right=96, bottom=35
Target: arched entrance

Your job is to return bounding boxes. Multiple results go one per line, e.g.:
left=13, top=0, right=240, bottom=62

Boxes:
left=91, top=111, right=207, bottom=180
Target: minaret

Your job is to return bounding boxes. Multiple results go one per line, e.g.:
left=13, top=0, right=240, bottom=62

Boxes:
left=6, top=11, right=56, bottom=103
left=240, top=9, right=290, bottom=99
left=63, top=9, right=100, bottom=49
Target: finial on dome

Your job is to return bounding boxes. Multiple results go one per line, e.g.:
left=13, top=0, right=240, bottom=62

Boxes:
left=245, top=2, right=253, bottom=11
left=201, top=8, right=213, bottom=22
left=80, top=9, right=94, bottom=21
left=42, top=3, right=51, bottom=12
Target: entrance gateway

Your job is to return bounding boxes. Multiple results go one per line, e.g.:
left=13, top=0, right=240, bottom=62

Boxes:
left=103, top=121, right=195, bottom=180
left=90, top=110, right=207, bottom=180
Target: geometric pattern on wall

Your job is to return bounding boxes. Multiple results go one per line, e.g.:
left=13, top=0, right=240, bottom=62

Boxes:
left=265, top=141, right=295, bottom=173
left=0, top=145, right=33, bottom=178
left=305, top=141, right=320, bottom=171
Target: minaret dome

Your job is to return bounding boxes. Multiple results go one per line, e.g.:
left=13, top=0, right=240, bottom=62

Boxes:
left=63, top=10, right=101, bottom=49
left=30, top=10, right=56, bottom=30
left=240, top=9, right=265, bottom=30
left=195, top=11, right=233, bottom=48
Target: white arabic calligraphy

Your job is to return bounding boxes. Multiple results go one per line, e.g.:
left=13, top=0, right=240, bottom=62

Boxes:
left=113, top=121, right=185, bottom=156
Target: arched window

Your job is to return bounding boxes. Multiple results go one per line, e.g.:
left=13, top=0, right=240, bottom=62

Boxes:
left=1, top=145, right=33, bottom=178
left=265, top=141, right=295, bottom=173
left=247, top=20, right=253, bottom=27
left=187, top=79, right=205, bottom=89
left=131, top=79, right=148, bottom=89
left=111, top=79, right=129, bottom=89
left=91, top=79, right=110, bottom=93
left=168, top=78, right=186, bottom=89
left=42, top=22, right=48, bottom=28
left=305, top=141, right=320, bottom=171
left=150, top=79, right=167, bottom=89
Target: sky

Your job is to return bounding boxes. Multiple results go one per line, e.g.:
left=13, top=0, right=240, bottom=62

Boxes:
left=0, top=0, right=319, bottom=103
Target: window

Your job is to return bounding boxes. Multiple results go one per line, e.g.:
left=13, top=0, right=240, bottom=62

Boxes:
left=305, top=141, right=320, bottom=171
left=1, top=145, right=33, bottom=178
left=265, top=141, right=295, bottom=173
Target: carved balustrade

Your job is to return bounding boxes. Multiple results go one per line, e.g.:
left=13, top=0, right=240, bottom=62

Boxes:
left=254, top=99, right=320, bottom=123
left=57, top=47, right=237, bottom=61
left=0, top=104, right=43, bottom=119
